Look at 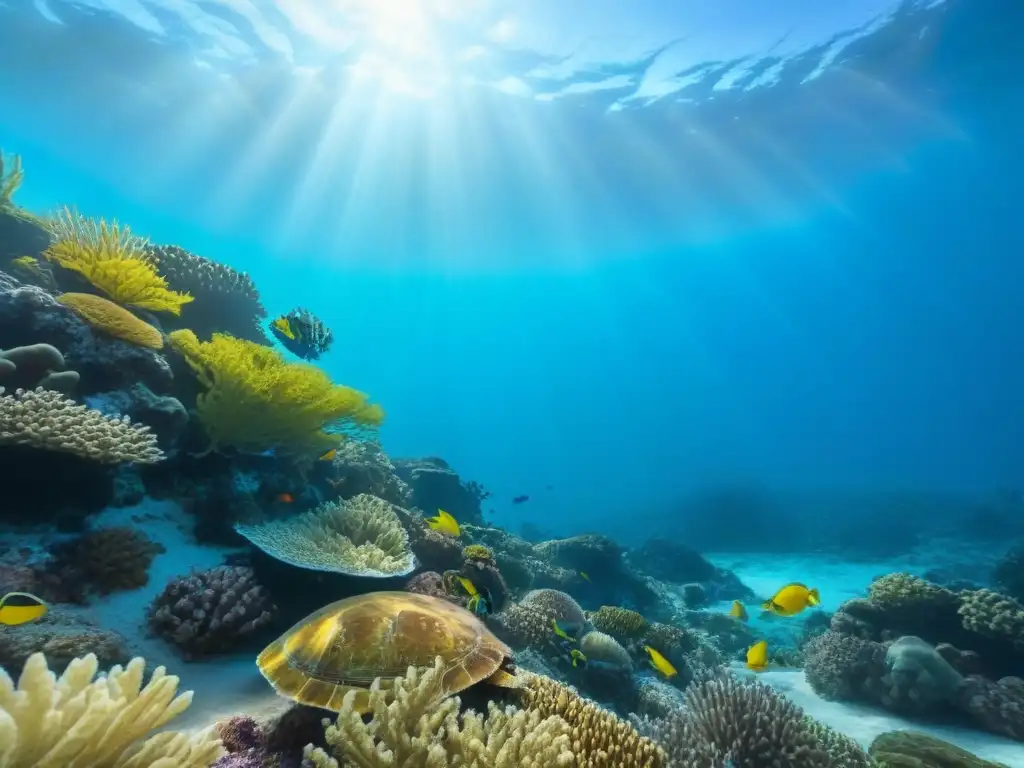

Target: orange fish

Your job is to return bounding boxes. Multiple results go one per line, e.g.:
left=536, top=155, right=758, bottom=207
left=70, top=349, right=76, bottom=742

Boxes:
left=276, top=493, right=294, bottom=503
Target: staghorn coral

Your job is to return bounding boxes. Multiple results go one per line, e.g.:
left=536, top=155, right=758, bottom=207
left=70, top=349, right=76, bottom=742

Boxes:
left=146, top=244, right=269, bottom=345
left=45, top=526, right=165, bottom=598
left=957, top=675, right=1024, bottom=742
left=590, top=606, right=648, bottom=639
left=0, top=651, right=224, bottom=767
left=0, top=386, right=164, bottom=463
left=0, top=343, right=78, bottom=393
left=43, top=207, right=192, bottom=314
left=578, top=630, right=632, bottom=671
left=958, top=589, right=1024, bottom=650
left=147, top=565, right=276, bottom=660
left=639, top=672, right=835, bottom=768
left=517, top=672, right=665, bottom=767
left=169, top=329, right=383, bottom=456
left=235, top=493, right=416, bottom=577
left=304, top=657, right=575, bottom=768
left=57, top=292, right=164, bottom=349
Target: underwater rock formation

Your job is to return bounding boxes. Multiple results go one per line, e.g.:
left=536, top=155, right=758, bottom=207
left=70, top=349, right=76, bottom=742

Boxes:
left=325, top=439, right=412, bottom=507
left=84, top=383, right=188, bottom=452
left=0, top=342, right=78, bottom=393
left=626, top=536, right=755, bottom=602
left=393, top=456, right=485, bottom=525
left=147, top=565, right=276, bottom=660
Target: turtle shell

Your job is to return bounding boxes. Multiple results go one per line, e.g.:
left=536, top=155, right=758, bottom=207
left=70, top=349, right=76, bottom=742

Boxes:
left=257, top=590, right=514, bottom=713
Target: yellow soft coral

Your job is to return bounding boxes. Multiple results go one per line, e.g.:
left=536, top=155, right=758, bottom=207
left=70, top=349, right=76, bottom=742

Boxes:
left=43, top=208, right=192, bottom=315
left=168, top=329, right=383, bottom=455
left=0, top=651, right=224, bottom=768
left=58, top=293, right=164, bottom=349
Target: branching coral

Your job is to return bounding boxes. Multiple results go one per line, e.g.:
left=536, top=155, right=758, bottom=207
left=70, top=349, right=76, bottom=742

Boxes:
left=147, top=565, right=276, bottom=659
left=169, top=329, right=383, bottom=455
left=590, top=606, right=648, bottom=639
left=46, top=526, right=165, bottom=598
left=517, top=672, right=665, bottom=767
left=304, top=657, right=575, bottom=768
left=0, top=386, right=165, bottom=463
left=57, top=293, right=164, bottom=350
left=0, top=651, right=224, bottom=767
left=234, top=493, right=416, bottom=577
left=43, top=207, right=192, bottom=314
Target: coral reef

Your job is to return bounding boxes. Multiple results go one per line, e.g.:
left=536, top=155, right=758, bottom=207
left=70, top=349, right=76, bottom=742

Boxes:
left=0, top=607, right=129, bottom=673
left=147, top=565, right=276, bottom=659
left=234, top=494, right=416, bottom=577
left=394, top=457, right=486, bottom=525
left=0, top=651, right=224, bottom=767
left=326, top=439, right=412, bottom=507
left=0, top=386, right=165, bottom=463
left=590, top=605, right=649, bottom=640
left=305, top=657, right=575, bottom=768
left=44, top=526, right=165, bottom=599
left=869, top=730, right=1008, bottom=767
left=85, top=383, right=188, bottom=451
left=490, top=588, right=589, bottom=654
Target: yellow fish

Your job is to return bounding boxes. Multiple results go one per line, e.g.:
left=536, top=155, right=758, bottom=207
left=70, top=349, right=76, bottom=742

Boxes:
left=570, top=649, right=587, bottom=668
left=272, top=316, right=296, bottom=340
left=0, top=592, right=48, bottom=626
left=552, top=619, right=576, bottom=643
left=762, top=583, right=820, bottom=617
left=455, top=577, right=491, bottom=615
left=644, top=645, right=677, bottom=679
left=579, top=571, right=591, bottom=582
left=746, top=640, right=769, bottom=672
left=729, top=600, right=748, bottom=621
left=426, top=509, right=460, bottom=537
left=319, top=448, right=337, bottom=461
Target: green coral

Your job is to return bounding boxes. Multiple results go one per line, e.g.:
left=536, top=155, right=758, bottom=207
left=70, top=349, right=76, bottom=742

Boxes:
left=43, top=207, right=193, bottom=314
left=234, top=493, right=415, bottom=577
left=462, top=543, right=494, bottom=563
left=168, top=329, right=383, bottom=455
left=590, top=605, right=649, bottom=638
left=869, top=730, right=1009, bottom=767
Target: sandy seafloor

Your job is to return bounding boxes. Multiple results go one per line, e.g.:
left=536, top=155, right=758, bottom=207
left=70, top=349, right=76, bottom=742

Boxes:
left=9, top=498, right=1023, bottom=764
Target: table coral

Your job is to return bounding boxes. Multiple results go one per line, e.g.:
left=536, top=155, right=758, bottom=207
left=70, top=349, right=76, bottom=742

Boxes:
left=147, top=565, right=276, bottom=659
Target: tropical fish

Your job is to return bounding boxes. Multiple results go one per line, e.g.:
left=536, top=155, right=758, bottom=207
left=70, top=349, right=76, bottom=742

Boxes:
left=271, top=316, right=296, bottom=340
left=579, top=571, right=591, bottom=582
left=319, top=448, right=337, bottom=462
left=552, top=619, right=577, bottom=643
left=426, top=509, right=460, bottom=537
left=569, top=649, right=588, bottom=668
left=276, top=492, right=294, bottom=503
left=455, top=577, right=493, bottom=616
left=746, top=640, right=769, bottom=672
left=761, top=583, right=820, bottom=617
left=512, top=495, right=530, bottom=505
left=729, top=600, right=748, bottom=621
left=0, top=592, right=48, bottom=626
left=644, top=645, right=677, bottom=679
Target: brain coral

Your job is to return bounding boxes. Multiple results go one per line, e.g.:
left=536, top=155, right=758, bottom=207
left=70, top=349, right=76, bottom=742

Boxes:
left=234, top=493, right=416, bottom=577
left=57, top=292, right=164, bottom=349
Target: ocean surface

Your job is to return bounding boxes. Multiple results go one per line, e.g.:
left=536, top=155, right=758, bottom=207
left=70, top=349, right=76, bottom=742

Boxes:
left=1, top=1, right=1023, bottom=766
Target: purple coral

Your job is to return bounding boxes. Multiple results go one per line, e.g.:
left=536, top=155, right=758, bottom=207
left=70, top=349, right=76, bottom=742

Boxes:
left=147, top=565, right=276, bottom=659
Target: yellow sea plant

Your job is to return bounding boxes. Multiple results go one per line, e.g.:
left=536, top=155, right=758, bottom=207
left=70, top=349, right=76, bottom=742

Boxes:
left=0, top=150, right=24, bottom=208
left=43, top=207, right=193, bottom=314
left=168, top=329, right=384, bottom=455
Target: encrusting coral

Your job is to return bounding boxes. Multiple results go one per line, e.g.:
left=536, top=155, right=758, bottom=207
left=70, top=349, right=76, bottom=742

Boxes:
left=168, top=329, right=383, bottom=456
left=57, top=293, right=164, bottom=350
left=234, top=493, right=416, bottom=577
left=43, top=207, right=192, bottom=315
left=0, top=386, right=165, bottom=463
left=147, top=565, right=276, bottom=660
left=304, top=657, right=576, bottom=768
left=0, top=651, right=224, bottom=768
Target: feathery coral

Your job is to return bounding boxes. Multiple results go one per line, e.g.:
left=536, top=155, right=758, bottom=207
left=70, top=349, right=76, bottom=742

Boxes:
left=304, top=657, right=575, bottom=768
left=0, top=651, right=224, bottom=768
left=58, top=293, right=164, bottom=349
left=234, top=493, right=415, bottom=576
left=0, top=386, right=164, bottom=463
left=168, top=329, right=383, bottom=455
left=43, top=207, right=192, bottom=314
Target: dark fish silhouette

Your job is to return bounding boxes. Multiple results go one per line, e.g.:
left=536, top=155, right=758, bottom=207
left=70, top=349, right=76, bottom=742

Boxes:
left=512, top=495, right=530, bottom=505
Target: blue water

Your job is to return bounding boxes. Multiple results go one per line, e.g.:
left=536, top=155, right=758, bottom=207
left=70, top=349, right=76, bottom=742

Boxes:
left=1, top=0, right=1021, bottom=544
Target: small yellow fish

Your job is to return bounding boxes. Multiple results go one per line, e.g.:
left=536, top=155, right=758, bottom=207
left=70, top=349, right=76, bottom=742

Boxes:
left=319, top=448, right=337, bottom=461
left=579, top=571, right=591, bottom=582
left=426, top=509, right=460, bottom=537
left=644, top=645, right=677, bottom=679
left=552, top=619, right=575, bottom=643
left=746, top=640, right=769, bottom=672
left=570, top=649, right=587, bottom=668
left=762, top=583, right=820, bottom=617
left=272, top=316, right=296, bottom=340
left=0, top=592, right=48, bottom=626
left=729, top=600, right=748, bottom=621
left=455, top=577, right=491, bottom=615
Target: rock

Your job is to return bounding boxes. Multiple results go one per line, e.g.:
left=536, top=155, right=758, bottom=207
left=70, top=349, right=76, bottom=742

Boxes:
left=626, top=537, right=755, bottom=602
left=0, top=210, right=51, bottom=262
left=393, top=457, right=483, bottom=525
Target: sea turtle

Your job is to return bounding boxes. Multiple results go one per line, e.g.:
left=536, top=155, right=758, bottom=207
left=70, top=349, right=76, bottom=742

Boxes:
left=256, top=590, right=518, bottom=713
